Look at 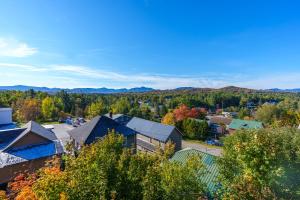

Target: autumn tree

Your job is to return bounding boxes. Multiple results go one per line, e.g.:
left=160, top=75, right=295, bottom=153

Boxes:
left=86, top=99, right=107, bottom=118
left=0, top=191, right=6, bottom=200
left=173, top=104, right=193, bottom=121
left=143, top=154, right=207, bottom=200
left=29, top=132, right=207, bottom=200
left=41, top=97, right=56, bottom=120
left=15, top=98, right=41, bottom=122
left=173, top=104, right=201, bottom=122
left=7, top=172, right=38, bottom=200
left=33, top=165, right=67, bottom=200
left=255, top=104, right=280, bottom=124
left=111, top=97, right=131, bottom=114
left=163, top=105, right=208, bottom=140
left=161, top=112, right=176, bottom=125
left=217, top=128, right=300, bottom=199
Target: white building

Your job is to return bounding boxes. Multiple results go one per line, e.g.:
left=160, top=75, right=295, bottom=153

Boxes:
left=0, top=108, right=13, bottom=125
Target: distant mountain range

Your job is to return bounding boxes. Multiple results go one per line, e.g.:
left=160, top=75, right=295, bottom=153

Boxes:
left=266, top=88, right=300, bottom=93
left=0, top=85, right=155, bottom=94
left=0, top=85, right=300, bottom=94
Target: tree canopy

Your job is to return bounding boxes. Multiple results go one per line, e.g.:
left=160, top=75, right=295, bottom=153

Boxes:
left=217, top=128, right=300, bottom=200
left=8, top=132, right=208, bottom=200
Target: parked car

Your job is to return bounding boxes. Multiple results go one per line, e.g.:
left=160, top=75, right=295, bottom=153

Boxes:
left=65, top=118, right=73, bottom=125
left=206, top=139, right=223, bottom=146
left=58, top=118, right=66, bottom=123
left=78, top=117, right=86, bottom=124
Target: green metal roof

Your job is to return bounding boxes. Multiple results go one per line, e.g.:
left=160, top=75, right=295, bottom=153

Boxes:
left=228, top=119, right=263, bottom=130
left=170, top=148, right=219, bottom=194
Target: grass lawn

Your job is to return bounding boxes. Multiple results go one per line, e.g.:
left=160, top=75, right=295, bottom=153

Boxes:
left=40, top=121, right=62, bottom=125
left=16, top=121, right=62, bottom=127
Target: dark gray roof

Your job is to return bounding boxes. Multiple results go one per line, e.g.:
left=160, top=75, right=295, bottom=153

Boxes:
left=126, top=117, right=177, bottom=142
left=0, top=128, right=26, bottom=150
left=104, top=113, right=132, bottom=125
left=104, top=113, right=124, bottom=120
left=68, top=116, right=136, bottom=145
left=2, top=121, right=57, bottom=152
left=0, top=121, right=63, bottom=168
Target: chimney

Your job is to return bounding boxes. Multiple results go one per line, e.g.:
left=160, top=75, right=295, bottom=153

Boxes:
left=109, top=111, right=113, bottom=118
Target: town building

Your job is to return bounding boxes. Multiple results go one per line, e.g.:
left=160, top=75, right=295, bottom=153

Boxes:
left=206, top=115, right=232, bottom=136
left=228, top=119, right=263, bottom=133
left=127, top=117, right=182, bottom=152
left=68, top=115, right=136, bottom=149
left=221, top=111, right=237, bottom=118
left=104, top=113, right=132, bottom=125
left=69, top=113, right=183, bottom=154
left=0, top=121, right=63, bottom=185
left=0, top=108, right=17, bottom=131
left=170, top=148, right=219, bottom=198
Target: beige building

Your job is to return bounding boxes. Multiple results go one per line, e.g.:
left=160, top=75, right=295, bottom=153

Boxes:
left=126, top=117, right=182, bottom=152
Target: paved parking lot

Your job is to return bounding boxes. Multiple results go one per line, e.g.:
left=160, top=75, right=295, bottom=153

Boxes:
left=44, top=123, right=74, bottom=149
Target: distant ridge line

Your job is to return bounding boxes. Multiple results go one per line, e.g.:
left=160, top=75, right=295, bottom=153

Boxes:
left=0, top=85, right=299, bottom=94
left=0, top=85, right=155, bottom=94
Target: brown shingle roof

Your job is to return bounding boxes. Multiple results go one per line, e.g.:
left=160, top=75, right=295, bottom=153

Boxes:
left=208, top=116, right=232, bottom=125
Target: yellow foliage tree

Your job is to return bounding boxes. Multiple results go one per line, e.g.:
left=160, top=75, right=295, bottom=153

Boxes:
left=161, top=112, right=176, bottom=125
left=0, top=190, right=7, bottom=200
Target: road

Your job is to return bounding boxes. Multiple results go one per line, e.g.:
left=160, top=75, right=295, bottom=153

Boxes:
left=182, top=140, right=223, bottom=157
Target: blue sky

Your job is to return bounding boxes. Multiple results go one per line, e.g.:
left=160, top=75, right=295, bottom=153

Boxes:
left=0, top=0, right=300, bottom=89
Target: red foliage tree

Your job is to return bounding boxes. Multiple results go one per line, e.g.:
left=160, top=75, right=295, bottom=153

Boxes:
left=7, top=172, right=37, bottom=199
left=173, top=104, right=200, bottom=122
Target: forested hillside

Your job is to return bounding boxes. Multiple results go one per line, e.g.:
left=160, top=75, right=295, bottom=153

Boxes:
left=1, top=88, right=300, bottom=127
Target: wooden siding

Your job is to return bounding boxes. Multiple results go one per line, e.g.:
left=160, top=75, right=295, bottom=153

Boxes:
left=9, top=132, right=50, bottom=149
left=125, top=134, right=136, bottom=149
left=137, top=134, right=151, bottom=143
left=168, top=129, right=182, bottom=151
left=0, top=157, right=53, bottom=184
left=137, top=130, right=182, bottom=152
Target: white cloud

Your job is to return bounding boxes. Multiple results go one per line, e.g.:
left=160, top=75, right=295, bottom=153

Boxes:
left=0, top=62, right=231, bottom=89
left=49, top=65, right=231, bottom=89
left=0, top=63, right=47, bottom=71
left=235, top=73, right=300, bottom=89
left=0, top=38, right=38, bottom=57
left=0, top=62, right=299, bottom=89
left=50, top=65, right=127, bottom=80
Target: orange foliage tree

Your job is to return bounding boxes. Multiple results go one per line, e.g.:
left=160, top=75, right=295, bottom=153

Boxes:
left=172, top=104, right=201, bottom=122
left=6, top=157, right=62, bottom=200
left=7, top=173, right=38, bottom=200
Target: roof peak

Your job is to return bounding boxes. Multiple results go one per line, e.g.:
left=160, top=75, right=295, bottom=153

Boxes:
left=131, top=117, right=175, bottom=128
left=2, top=121, right=57, bottom=152
left=69, top=115, right=135, bottom=145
